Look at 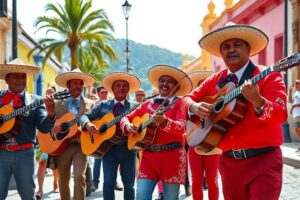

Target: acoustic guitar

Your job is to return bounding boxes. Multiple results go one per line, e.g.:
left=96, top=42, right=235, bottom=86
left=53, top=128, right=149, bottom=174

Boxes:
left=186, top=53, right=300, bottom=153
left=127, top=98, right=180, bottom=150
left=0, top=91, right=70, bottom=135
left=80, top=104, right=140, bottom=156
left=37, top=112, right=80, bottom=155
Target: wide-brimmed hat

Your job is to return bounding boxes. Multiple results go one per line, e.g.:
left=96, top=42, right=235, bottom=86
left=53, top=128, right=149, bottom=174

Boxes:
left=0, top=58, right=40, bottom=79
left=189, top=71, right=213, bottom=90
left=135, top=88, right=145, bottom=94
left=199, top=22, right=269, bottom=57
left=102, top=72, right=141, bottom=94
left=55, top=68, right=95, bottom=88
left=148, top=65, right=192, bottom=96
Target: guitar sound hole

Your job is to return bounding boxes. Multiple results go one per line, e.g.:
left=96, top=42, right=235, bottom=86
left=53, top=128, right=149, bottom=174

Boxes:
left=99, top=124, right=108, bottom=134
left=56, top=123, right=70, bottom=140
left=214, top=97, right=224, bottom=113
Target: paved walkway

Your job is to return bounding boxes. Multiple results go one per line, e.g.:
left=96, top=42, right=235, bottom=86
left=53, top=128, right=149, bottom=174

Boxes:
left=6, top=142, right=300, bottom=200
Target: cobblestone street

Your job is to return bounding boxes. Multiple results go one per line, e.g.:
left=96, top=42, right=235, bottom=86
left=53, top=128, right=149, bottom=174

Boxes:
left=281, top=164, right=300, bottom=200
left=6, top=163, right=300, bottom=200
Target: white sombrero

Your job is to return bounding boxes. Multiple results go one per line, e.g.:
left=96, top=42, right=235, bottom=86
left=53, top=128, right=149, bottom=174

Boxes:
left=189, top=71, right=213, bottom=90
left=102, top=72, right=141, bottom=94
left=55, top=68, right=95, bottom=88
left=148, top=65, right=192, bottom=96
left=199, top=22, right=269, bottom=57
left=0, top=58, right=40, bottom=79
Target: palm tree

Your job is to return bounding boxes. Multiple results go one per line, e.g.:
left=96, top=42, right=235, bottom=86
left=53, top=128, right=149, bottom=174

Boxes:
left=78, top=53, right=107, bottom=86
left=30, top=0, right=117, bottom=70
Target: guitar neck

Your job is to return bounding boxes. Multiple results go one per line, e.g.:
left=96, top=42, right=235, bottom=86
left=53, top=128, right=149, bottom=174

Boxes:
left=68, top=116, right=80, bottom=126
left=224, top=67, right=272, bottom=104
left=142, top=98, right=180, bottom=129
left=3, top=99, right=44, bottom=122
left=106, top=104, right=140, bottom=128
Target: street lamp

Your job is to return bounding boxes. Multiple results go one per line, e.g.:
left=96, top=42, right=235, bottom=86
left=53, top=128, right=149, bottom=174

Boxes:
left=122, top=0, right=132, bottom=73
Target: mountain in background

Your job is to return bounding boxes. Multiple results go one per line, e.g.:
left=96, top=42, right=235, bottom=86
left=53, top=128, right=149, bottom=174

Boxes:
left=106, top=39, right=191, bottom=93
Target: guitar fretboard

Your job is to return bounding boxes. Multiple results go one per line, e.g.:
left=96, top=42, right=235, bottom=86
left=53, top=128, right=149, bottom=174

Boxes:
left=106, top=104, right=140, bottom=129
left=141, top=98, right=180, bottom=130
left=3, top=99, right=44, bottom=122
left=223, top=67, right=272, bottom=105
left=1, top=91, right=70, bottom=122
left=68, top=117, right=79, bottom=127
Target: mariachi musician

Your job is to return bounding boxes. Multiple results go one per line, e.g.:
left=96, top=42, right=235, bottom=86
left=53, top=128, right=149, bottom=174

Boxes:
left=0, top=59, right=56, bottom=200
left=187, top=70, right=221, bottom=200
left=51, top=68, right=95, bottom=200
left=120, top=65, right=192, bottom=200
left=79, top=72, right=141, bottom=200
left=185, top=23, right=287, bottom=200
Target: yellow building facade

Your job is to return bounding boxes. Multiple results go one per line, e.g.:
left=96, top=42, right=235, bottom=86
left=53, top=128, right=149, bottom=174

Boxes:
left=0, top=18, right=61, bottom=94
left=179, top=0, right=218, bottom=73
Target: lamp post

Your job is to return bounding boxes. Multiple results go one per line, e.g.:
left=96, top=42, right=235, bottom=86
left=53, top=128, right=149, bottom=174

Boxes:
left=12, top=0, right=17, bottom=59
left=122, top=0, right=132, bottom=73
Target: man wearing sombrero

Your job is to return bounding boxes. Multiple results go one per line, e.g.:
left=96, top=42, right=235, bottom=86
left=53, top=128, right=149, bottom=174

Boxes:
left=120, top=65, right=192, bottom=200
left=187, top=70, right=222, bottom=200
left=80, top=72, right=141, bottom=200
left=52, top=68, right=96, bottom=200
left=185, top=22, right=287, bottom=199
left=0, top=59, right=56, bottom=200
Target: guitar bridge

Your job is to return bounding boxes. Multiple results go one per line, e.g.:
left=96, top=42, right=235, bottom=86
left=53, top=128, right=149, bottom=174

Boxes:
left=49, top=130, right=56, bottom=141
left=90, top=133, right=94, bottom=144
left=200, top=118, right=205, bottom=129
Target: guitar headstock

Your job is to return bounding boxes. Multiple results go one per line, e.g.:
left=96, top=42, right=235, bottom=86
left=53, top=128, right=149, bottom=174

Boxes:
left=51, top=90, right=71, bottom=100
left=273, top=53, right=300, bottom=72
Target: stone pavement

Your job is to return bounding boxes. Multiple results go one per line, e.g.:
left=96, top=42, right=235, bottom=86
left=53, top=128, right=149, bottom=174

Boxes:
left=281, top=142, right=300, bottom=168
left=6, top=143, right=300, bottom=200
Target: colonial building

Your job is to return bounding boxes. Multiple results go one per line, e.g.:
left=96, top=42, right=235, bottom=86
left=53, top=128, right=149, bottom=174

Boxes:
left=0, top=14, right=61, bottom=94
left=291, top=0, right=300, bottom=79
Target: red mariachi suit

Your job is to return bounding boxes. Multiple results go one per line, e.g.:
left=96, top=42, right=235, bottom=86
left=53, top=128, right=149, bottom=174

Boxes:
left=120, top=97, right=188, bottom=184
left=184, top=65, right=287, bottom=151
left=184, top=63, right=287, bottom=200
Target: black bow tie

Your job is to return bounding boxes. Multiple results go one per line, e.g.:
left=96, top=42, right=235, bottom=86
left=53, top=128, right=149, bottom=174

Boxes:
left=153, top=98, right=170, bottom=106
left=113, top=102, right=124, bottom=116
left=218, top=73, right=238, bottom=88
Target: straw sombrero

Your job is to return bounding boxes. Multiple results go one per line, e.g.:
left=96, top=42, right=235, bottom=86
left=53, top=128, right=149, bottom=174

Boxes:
left=0, top=58, right=40, bottom=79
left=189, top=71, right=213, bottom=90
left=148, top=65, right=192, bottom=96
left=55, top=68, right=95, bottom=88
left=199, top=22, right=269, bottom=57
left=102, top=72, right=141, bottom=94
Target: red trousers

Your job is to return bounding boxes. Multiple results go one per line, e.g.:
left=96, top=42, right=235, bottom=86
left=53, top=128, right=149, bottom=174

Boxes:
left=219, top=147, right=283, bottom=200
left=188, top=147, right=220, bottom=200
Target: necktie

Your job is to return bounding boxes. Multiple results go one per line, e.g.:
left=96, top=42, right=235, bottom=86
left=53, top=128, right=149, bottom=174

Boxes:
left=113, top=102, right=124, bottom=116
left=0, top=91, right=23, bottom=107
left=218, top=73, right=238, bottom=89
left=71, top=99, right=80, bottom=113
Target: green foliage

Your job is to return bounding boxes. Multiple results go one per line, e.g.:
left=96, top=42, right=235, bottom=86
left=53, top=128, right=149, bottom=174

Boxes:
left=29, top=0, right=117, bottom=70
left=105, top=39, right=186, bottom=92
left=78, top=54, right=107, bottom=86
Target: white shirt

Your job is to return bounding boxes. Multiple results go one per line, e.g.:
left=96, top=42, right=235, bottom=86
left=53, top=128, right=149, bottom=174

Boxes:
left=292, top=91, right=300, bottom=118
left=226, top=60, right=250, bottom=83
left=113, top=99, right=125, bottom=105
left=67, top=96, right=81, bottom=116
